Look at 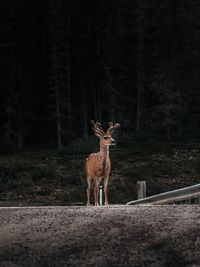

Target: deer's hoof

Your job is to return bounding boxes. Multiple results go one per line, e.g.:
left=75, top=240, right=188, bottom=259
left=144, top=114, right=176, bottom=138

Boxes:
left=86, top=203, right=91, bottom=207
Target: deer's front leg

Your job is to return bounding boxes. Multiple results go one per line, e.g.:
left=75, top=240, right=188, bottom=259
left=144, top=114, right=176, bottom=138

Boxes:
left=94, top=179, right=99, bottom=206
left=86, top=177, right=91, bottom=207
left=104, top=177, right=109, bottom=206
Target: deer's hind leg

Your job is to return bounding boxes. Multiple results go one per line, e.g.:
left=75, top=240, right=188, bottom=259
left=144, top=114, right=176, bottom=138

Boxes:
left=86, top=176, right=92, bottom=207
left=93, top=178, right=99, bottom=206
left=104, top=176, right=109, bottom=206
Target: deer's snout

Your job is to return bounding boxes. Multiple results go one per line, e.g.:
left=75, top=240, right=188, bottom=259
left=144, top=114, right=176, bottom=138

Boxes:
left=111, top=138, right=116, bottom=145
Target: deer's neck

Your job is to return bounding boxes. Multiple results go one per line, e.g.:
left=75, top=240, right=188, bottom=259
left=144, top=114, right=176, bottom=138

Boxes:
left=99, top=145, right=110, bottom=160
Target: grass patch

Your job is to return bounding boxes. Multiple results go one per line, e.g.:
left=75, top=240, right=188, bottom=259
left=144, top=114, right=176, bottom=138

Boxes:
left=0, top=142, right=200, bottom=204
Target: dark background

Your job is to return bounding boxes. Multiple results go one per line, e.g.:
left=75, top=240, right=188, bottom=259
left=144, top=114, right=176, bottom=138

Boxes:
left=1, top=0, right=200, bottom=205
left=1, top=0, right=200, bottom=150
left=0, top=4, right=199, bottom=265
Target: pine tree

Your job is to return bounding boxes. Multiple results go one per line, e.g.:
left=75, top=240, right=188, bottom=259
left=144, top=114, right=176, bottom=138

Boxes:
left=47, top=0, right=69, bottom=148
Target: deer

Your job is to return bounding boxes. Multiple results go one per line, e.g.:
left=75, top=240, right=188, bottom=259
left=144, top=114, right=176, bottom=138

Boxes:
left=85, top=120, right=120, bottom=206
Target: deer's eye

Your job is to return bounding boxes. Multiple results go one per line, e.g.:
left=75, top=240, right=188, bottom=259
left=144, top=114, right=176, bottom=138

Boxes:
left=104, top=136, right=109, bottom=140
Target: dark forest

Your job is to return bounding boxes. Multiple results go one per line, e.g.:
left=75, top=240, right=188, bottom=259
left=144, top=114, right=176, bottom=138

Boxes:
left=1, top=0, right=200, bottom=150
left=1, top=2, right=200, bottom=265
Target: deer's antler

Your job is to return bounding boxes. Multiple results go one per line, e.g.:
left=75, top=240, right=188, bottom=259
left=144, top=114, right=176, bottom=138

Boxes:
left=91, top=120, right=105, bottom=137
left=106, top=122, right=121, bottom=135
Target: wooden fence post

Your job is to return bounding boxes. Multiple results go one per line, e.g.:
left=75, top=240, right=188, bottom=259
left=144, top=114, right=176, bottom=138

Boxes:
left=127, top=182, right=200, bottom=205
left=185, top=199, right=192, bottom=204
left=194, top=198, right=200, bottom=204
left=137, top=181, right=146, bottom=200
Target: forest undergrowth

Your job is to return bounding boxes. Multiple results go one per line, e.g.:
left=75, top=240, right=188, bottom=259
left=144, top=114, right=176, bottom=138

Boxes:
left=0, top=142, right=200, bottom=205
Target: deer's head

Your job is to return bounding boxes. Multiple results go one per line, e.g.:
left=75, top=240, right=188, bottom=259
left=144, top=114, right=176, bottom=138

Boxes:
left=91, top=120, right=120, bottom=147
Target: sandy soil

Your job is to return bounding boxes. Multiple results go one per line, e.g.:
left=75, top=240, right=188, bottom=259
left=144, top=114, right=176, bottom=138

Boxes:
left=0, top=205, right=200, bottom=267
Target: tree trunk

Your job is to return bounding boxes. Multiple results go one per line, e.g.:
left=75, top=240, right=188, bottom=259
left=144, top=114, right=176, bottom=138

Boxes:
left=18, top=127, right=23, bottom=149
left=6, top=88, right=13, bottom=142
left=81, top=59, right=88, bottom=137
left=97, top=89, right=102, bottom=122
left=67, top=15, right=72, bottom=133
left=54, top=48, right=62, bottom=149
left=177, top=88, right=182, bottom=139
left=166, top=107, right=171, bottom=142
left=167, top=126, right=170, bottom=142
left=93, top=84, right=98, bottom=121
left=94, top=1, right=102, bottom=122
left=56, top=86, right=62, bottom=149
left=136, top=82, right=143, bottom=134
left=136, top=0, right=144, bottom=134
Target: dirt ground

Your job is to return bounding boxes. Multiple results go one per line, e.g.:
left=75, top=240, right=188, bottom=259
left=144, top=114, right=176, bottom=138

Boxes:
left=0, top=205, right=199, bottom=267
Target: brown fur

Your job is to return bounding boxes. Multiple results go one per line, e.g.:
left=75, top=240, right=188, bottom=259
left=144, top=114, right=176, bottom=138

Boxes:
left=86, top=121, right=120, bottom=206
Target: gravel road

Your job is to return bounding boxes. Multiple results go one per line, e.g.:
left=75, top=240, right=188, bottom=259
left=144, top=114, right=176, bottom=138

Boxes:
left=0, top=205, right=200, bottom=267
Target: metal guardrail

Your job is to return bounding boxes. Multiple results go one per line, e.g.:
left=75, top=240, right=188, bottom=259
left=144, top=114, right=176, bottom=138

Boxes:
left=126, top=183, right=200, bottom=205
